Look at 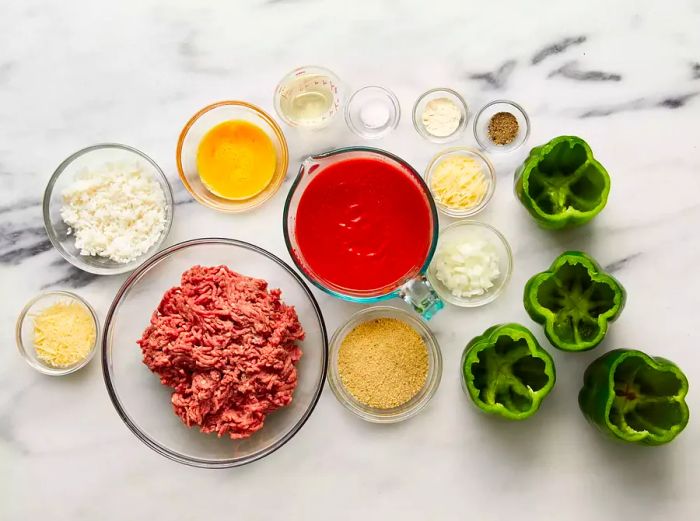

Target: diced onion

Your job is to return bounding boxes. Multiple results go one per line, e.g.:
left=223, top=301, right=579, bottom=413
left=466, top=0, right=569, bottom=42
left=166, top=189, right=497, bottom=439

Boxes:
left=432, top=237, right=501, bottom=298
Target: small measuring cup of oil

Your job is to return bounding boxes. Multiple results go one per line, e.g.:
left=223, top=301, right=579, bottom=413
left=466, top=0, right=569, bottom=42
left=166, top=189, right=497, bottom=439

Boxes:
left=274, top=66, right=344, bottom=130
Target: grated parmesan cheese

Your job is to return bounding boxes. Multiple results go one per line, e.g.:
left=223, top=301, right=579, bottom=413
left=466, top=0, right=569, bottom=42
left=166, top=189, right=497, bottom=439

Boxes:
left=33, top=301, right=96, bottom=368
left=61, top=163, right=167, bottom=264
left=430, top=155, right=488, bottom=211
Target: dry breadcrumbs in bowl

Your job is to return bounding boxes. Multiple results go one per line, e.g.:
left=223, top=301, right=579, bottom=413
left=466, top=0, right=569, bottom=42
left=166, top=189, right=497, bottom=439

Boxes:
left=338, top=318, right=428, bottom=409
left=328, top=306, right=442, bottom=423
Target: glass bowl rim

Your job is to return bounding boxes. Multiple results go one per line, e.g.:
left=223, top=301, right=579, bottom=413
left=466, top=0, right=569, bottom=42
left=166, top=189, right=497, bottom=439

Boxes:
left=473, top=99, right=531, bottom=153
left=412, top=87, right=469, bottom=143
left=42, top=142, right=175, bottom=275
left=327, top=305, right=443, bottom=423
left=427, top=219, right=514, bottom=308
left=16, top=290, right=100, bottom=376
left=175, top=100, right=290, bottom=213
left=101, top=237, right=329, bottom=468
left=424, top=146, right=497, bottom=218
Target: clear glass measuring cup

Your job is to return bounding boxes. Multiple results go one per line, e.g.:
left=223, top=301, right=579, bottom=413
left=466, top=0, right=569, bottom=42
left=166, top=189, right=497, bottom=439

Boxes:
left=273, top=66, right=344, bottom=130
left=283, top=147, right=444, bottom=319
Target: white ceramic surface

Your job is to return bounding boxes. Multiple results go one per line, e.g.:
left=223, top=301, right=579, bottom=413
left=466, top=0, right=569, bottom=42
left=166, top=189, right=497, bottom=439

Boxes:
left=1, top=1, right=699, bottom=519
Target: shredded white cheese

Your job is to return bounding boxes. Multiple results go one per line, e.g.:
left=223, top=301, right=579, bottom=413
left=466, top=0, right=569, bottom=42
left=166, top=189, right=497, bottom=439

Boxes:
left=430, top=155, right=488, bottom=211
left=61, top=163, right=167, bottom=264
left=432, top=236, right=501, bottom=298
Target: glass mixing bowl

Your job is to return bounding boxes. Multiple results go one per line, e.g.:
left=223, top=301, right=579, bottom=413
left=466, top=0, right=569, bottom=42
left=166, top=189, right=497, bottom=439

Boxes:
left=43, top=143, right=174, bottom=275
left=176, top=101, right=289, bottom=212
left=102, top=238, right=328, bottom=468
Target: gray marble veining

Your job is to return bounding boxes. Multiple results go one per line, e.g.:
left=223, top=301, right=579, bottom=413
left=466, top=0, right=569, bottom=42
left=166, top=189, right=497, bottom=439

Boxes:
left=1, top=1, right=699, bottom=520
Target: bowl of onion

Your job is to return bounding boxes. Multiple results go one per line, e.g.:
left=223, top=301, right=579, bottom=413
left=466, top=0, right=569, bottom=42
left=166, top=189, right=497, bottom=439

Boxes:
left=427, top=220, right=512, bottom=307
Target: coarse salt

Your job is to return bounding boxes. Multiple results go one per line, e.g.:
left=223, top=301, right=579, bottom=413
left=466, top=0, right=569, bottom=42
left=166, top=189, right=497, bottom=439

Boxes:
left=60, top=163, right=167, bottom=264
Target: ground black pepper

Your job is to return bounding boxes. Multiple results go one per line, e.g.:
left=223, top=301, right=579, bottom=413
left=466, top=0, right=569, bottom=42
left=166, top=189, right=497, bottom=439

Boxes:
left=487, top=111, right=519, bottom=145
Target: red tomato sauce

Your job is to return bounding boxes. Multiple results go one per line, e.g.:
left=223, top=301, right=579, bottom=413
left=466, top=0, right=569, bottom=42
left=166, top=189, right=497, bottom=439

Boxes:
left=294, top=156, right=433, bottom=294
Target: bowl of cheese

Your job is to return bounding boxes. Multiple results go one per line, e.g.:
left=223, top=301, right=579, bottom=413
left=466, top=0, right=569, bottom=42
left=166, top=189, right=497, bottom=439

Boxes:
left=16, top=291, right=99, bottom=375
left=424, top=147, right=495, bottom=218
left=43, top=143, right=174, bottom=275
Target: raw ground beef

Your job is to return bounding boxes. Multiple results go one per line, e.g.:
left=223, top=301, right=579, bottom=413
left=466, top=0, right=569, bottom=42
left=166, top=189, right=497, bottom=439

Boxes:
left=137, top=265, right=304, bottom=439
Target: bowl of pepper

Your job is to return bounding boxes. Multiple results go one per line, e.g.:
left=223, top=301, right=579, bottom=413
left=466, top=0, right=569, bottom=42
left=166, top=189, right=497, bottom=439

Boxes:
left=473, top=100, right=530, bottom=153
left=327, top=306, right=442, bottom=423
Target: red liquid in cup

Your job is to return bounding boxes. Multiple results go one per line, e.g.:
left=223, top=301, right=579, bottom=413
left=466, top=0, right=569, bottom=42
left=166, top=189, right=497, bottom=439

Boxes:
left=294, top=156, right=433, bottom=294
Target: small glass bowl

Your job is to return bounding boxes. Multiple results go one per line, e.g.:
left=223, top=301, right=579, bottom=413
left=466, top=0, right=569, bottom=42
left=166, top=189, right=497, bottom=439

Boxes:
left=16, top=291, right=99, bottom=376
left=273, top=65, right=344, bottom=130
left=43, top=144, right=174, bottom=275
left=328, top=306, right=442, bottom=423
left=424, top=147, right=496, bottom=218
left=412, top=88, right=468, bottom=143
left=473, top=100, right=530, bottom=153
left=345, top=86, right=400, bottom=139
left=176, top=101, right=289, bottom=213
left=427, top=220, right=513, bottom=308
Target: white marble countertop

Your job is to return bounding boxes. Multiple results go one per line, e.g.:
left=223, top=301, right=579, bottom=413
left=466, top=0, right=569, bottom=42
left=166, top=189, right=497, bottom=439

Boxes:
left=2, top=1, right=700, bottom=519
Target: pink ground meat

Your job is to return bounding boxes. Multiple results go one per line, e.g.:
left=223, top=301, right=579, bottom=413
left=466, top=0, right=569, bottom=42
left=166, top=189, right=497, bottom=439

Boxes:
left=137, top=265, right=304, bottom=439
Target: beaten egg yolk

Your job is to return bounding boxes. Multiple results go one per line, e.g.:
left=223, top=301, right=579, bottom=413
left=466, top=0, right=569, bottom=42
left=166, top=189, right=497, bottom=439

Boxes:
left=196, top=120, right=277, bottom=200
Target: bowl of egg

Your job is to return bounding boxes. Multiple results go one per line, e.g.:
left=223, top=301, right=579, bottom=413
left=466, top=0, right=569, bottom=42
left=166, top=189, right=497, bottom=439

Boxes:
left=176, top=100, right=289, bottom=213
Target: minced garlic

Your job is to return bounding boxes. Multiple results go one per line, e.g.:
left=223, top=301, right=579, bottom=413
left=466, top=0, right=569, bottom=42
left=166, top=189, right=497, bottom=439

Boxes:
left=33, top=301, right=95, bottom=368
left=429, top=155, right=488, bottom=211
left=421, top=98, right=462, bottom=137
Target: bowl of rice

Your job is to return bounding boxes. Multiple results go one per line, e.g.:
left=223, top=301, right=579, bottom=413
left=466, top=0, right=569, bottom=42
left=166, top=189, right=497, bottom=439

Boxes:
left=43, top=143, right=174, bottom=275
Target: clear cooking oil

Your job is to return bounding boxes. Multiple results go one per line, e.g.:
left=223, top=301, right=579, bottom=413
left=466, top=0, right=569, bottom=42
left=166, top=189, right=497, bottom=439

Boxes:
left=277, top=74, right=337, bottom=128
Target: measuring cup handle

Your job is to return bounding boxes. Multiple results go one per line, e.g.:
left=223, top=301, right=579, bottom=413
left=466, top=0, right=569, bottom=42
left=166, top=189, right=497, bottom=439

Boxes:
left=400, top=276, right=444, bottom=320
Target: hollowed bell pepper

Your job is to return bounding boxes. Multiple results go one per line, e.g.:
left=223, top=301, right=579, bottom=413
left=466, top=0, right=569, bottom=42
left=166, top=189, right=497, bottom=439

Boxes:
left=524, top=251, right=625, bottom=352
left=579, top=349, right=690, bottom=445
left=462, top=323, right=556, bottom=420
left=515, top=135, right=610, bottom=229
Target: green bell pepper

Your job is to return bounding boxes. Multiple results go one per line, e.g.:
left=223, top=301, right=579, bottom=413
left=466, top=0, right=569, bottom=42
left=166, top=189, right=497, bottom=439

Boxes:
left=514, top=135, right=610, bottom=229
left=462, top=323, right=556, bottom=420
left=524, top=251, right=625, bottom=352
left=579, top=349, right=690, bottom=445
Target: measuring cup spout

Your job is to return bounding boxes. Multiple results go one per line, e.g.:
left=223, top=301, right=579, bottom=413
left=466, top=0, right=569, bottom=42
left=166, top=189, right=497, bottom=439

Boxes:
left=400, top=276, right=444, bottom=320
left=298, top=156, right=326, bottom=179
